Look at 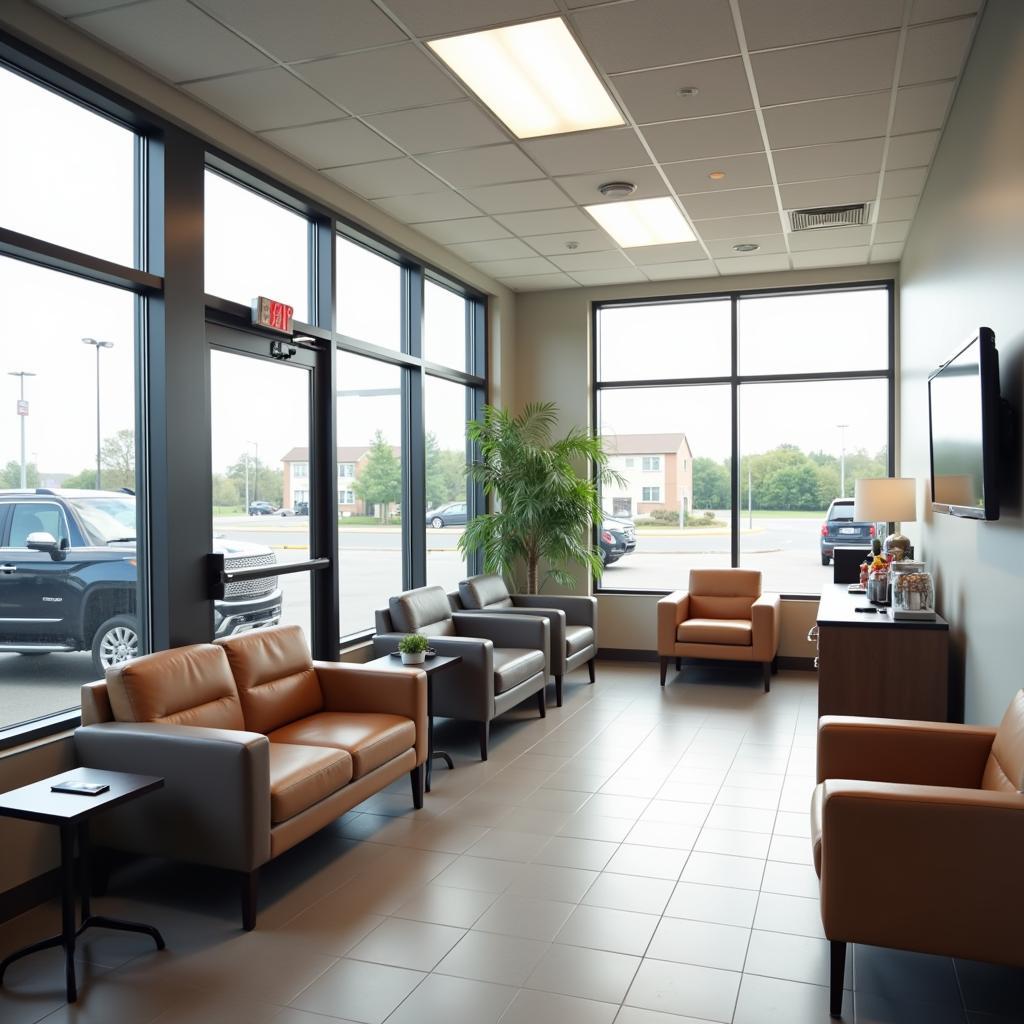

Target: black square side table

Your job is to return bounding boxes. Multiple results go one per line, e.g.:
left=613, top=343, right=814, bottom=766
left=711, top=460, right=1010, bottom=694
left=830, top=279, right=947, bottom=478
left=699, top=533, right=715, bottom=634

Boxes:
left=0, top=767, right=165, bottom=1003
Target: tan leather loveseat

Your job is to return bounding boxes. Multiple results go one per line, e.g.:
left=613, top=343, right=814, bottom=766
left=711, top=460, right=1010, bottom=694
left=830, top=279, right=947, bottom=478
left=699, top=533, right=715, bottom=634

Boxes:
left=74, top=625, right=426, bottom=929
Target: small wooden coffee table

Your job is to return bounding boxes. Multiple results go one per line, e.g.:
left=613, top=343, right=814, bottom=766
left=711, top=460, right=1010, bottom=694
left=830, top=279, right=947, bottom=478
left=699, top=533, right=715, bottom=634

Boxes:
left=0, top=767, right=165, bottom=1003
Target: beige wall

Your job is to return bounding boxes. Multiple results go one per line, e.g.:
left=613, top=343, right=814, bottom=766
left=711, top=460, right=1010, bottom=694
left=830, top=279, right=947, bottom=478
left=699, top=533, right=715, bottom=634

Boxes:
left=899, top=0, right=1024, bottom=726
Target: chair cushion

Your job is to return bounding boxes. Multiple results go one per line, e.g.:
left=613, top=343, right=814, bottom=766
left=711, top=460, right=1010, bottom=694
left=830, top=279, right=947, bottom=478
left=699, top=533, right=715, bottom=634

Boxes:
left=565, top=625, right=595, bottom=657
left=811, top=783, right=823, bottom=877
left=459, top=575, right=514, bottom=610
left=492, top=648, right=545, bottom=695
left=677, top=618, right=753, bottom=646
left=689, top=568, right=762, bottom=620
left=389, top=586, right=455, bottom=635
left=218, top=625, right=323, bottom=735
left=268, top=742, right=352, bottom=825
left=106, top=644, right=244, bottom=730
left=269, top=711, right=416, bottom=779
left=982, top=688, right=1024, bottom=792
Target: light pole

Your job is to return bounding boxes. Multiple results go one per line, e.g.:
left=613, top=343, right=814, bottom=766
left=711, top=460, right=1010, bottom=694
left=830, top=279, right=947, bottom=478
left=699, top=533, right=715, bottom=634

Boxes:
left=245, top=439, right=259, bottom=510
left=82, top=338, right=114, bottom=488
left=837, top=423, right=849, bottom=498
left=8, top=371, right=36, bottom=489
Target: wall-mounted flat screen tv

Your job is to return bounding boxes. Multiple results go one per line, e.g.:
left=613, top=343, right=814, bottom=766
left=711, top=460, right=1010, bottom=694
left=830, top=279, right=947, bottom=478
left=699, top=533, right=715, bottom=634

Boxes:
left=928, top=327, right=1001, bottom=521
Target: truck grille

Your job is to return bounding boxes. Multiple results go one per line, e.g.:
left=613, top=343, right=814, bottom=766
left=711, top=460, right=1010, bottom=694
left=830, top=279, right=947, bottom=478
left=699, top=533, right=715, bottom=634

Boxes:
left=223, top=553, right=278, bottom=599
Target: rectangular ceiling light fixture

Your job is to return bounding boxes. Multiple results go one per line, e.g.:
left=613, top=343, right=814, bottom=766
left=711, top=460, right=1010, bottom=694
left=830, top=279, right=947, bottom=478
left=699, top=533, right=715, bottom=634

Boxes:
left=428, top=17, right=623, bottom=139
left=585, top=197, right=696, bottom=247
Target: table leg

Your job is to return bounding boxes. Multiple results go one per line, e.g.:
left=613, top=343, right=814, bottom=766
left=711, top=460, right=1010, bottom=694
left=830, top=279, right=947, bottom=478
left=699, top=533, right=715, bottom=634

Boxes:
left=60, top=823, right=78, bottom=1003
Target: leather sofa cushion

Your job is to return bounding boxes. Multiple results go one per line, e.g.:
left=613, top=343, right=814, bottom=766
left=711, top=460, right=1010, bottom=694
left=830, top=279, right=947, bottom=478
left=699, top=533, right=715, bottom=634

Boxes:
left=106, top=644, right=244, bottom=730
left=688, top=568, right=761, bottom=620
left=389, top=586, right=455, bottom=633
left=459, top=575, right=514, bottom=610
left=492, top=648, right=545, bottom=695
left=565, top=625, right=595, bottom=657
left=982, top=688, right=1024, bottom=792
left=269, top=711, right=415, bottom=779
left=811, top=783, right=823, bottom=877
left=268, top=742, right=352, bottom=825
left=218, top=625, right=323, bottom=735
left=677, top=618, right=752, bottom=646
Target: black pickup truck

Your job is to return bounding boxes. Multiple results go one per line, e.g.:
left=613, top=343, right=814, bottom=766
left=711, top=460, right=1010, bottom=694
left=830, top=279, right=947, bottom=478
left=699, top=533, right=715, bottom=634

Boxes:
left=0, top=489, right=282, bottom=675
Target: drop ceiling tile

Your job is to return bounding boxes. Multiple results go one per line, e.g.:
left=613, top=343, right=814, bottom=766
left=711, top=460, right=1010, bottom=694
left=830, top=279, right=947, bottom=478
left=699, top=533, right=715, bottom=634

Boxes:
left=572, top=0, right=738, bottom=74
left=877, top=196, right=919, bottom=222
left=366, top=101, right=507, bottom=154
left=892, top=81, right=955, bottom=134
left=682, top=186, right=777, bottom=220
left=497, top=208, right=595, bottom=234
left=695, top=212, right=783, bottom=239
left=881, top=167, right=928, bottom=198
left=260, top=118, right=402, bottom=168
left=738, top=0, right=902, bottom=50
left=886, top=131, right=939, bottom=170
left=416, top=217, right=512, bottom=243
left=297, top=44, right=465, bottom=115
left=752, top=33, right=899, bottom=107
left=499, top=273, right=576, bottom=292
left=763, top=92, right=891, bottom=149
left=419, top=145, right=544, bottom=187
left=184, top=68, right=341, bottom=131
left=612, top=57, right=753, bottom=125
left=773, top=138, right=884, bottom=183
left=569, top=268, right=649, bottom=286
left=872, top=221, right=911, bottom=244
left=664, top=153, right=773, bottom=194
left=522, top=128, right=649, bottom=177
left=642, top=112, right=764, bottom=163
left=323, top=158, right=443, bottom=198
left=787, top=225, right=871, bottom=250
left=910, top=0, right=979, bottom=21
left=870, top=242, right=904, bottom=261
left=461, top=179, right=571, bottom=214
left=474, top=256, right=560, bottom=277
left=790, top=247, right=868, bottom=268
left=779, top=173, right=879, bottom=209
left=706, top=235, right=788, bottom=257
left=643, top=260, right=718, bottom=280
left=382, top=0, right=557, bottom=37
left=549, top=250, right=632, bottom=272
left=715, top=253, right=790, bottom=274
left=195, top=0, right=406, bottom=62
left=447, top=238, right=538, bottom=262
left=522, top=229, right=617, bottom=256
left=627, top=241, right=708, bottom=265
left=555, top=167, right=667, bottom=205
left=900, top=18, right=975, bottom=84
left=76, top=0, right=272, bottom=83
left=373, top=190, right=480, bottom=222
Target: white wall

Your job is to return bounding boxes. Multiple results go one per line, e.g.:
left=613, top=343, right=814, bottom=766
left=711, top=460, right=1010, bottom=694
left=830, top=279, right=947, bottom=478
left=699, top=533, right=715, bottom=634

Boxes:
left=899, top=0, right=1024, bottom=725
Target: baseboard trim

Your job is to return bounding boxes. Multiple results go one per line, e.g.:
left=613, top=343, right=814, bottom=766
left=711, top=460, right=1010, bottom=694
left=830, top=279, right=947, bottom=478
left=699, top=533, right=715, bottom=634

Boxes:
left=0, top=866, right=60, bottom=926
left=597, top=648, right=659, bottom=662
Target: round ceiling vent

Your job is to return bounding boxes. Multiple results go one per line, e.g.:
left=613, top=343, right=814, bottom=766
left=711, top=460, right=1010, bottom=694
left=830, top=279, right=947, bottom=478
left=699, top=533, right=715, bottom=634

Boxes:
left=732, top=242, right=760, bottom=252
left=598, top=181, right=637, bottom=199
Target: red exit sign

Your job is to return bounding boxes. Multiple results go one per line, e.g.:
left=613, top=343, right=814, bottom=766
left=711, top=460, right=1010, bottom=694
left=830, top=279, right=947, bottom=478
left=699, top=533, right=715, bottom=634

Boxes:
left=251, top=296, right=294, bottom=334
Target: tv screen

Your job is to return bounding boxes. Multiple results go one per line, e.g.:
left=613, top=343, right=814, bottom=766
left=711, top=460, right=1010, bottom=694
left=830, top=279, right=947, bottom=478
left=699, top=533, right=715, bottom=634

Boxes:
left=928, top=328, right=1000, bottom=520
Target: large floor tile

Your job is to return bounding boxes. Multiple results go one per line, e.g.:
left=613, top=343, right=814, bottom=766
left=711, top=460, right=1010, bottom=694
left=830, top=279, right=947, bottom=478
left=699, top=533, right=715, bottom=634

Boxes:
left=664, top=881, right=759, bottom=928
left=745, top=930, right=845, bottom=989
left=467, top=829, right=552, bottom=863
left=430, top=856, right=523, bottom=893
left=558, top=812, right=633, bottom=842
left=694, top=827, right=771, bottom=859
left=647, top=916, right=750, bottom=972
left=506, top=862, right=599, bottom=902
left=625, top=958, right=741, bottom=1022
left=498, top=987, right=619, bottom=1024
left=753, top=892, right=825, bottom=939
left=582, top=873, right=675, bottom=915
left=383, top=972, right=516, bottom=1024
left=680, top=852, right=765, bottom=891
left=435, top=929, right=549, bottom=986
left=955, top=958, right=1024, bottom=1018
left=391, top=884, right=497, bottom=928
left=289, top=959, right=423, bottom=1023
left=556, top=904, right=660, bottom=956
left=346, top=917, right=464, bottom=971
left=535, top=836, right=618, bottom=871
left=472, top=894, right=575, bottom=942
left=526, top=942, right=642, bottom=1004
left=760, top=860, right=818, bottom=898
left=733, top=973, right=850, bottom=1024
left=625, top=821, right=700, bottom=850
left=604, top=845, right=689, bottom=881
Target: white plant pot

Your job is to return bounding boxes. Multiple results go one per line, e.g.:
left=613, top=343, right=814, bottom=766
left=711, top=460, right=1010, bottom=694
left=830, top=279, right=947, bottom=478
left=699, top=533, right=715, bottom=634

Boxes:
left=401, top=651, right=425, bottom=665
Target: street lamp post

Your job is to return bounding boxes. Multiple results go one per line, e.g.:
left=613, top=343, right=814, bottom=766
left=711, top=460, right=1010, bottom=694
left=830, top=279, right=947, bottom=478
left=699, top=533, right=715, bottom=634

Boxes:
left=8, top=371, right=37, bottom=488
left=245, top=439, right=259, bottom=511
left=82, top=338, right=114, bottom=488
left=837, top=423, right=849, bottom=498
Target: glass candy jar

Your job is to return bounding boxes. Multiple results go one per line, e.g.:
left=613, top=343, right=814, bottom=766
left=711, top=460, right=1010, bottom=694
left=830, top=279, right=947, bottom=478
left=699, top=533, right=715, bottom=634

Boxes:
left=891, top=561, right=935, bottom=617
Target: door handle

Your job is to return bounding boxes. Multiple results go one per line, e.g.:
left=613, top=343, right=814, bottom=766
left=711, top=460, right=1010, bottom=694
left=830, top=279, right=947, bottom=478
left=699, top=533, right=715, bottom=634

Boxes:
left=0, top=564, right=16, bottom=574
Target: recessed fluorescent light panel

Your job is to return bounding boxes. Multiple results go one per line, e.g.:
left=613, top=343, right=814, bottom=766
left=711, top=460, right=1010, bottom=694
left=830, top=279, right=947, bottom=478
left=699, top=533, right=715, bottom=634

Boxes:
left=584, top=197, right=696, bottom=248
left=428, top=18, right=623, bottom=139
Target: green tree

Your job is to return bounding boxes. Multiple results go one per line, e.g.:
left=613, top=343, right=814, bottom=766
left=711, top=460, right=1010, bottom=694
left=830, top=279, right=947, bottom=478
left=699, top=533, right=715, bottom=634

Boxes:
left=691, top=456, right=729, bottom=510
left=212, top=473, right=240, bottom=508
left=62, top=468, right=97, bottom=488
left=99, top=428, right=135, bottom=490
left=227, top=453, right=282, bottom=507
left=760, top=463, right=822, bottom=510
left=355, top=431, right=402, bottom=523
left=426, top=431, right=466, bottom=509
left=0, top=461, right=40, bottom=487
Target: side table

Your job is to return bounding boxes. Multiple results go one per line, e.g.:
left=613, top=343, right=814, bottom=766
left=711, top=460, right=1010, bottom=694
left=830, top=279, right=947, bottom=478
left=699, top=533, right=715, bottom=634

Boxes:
left=0, top=767, right=165, bottom=1003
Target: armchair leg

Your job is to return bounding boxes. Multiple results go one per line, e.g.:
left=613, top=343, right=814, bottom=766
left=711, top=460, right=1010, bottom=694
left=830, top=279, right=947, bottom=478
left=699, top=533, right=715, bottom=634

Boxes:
left=659, top=657, right=668, bottom=686
left=675, top=657, right=681, bottom=670
left=241, top=869, right=259, bottom=931
left=762, top=662, right=771, bottom=693
left=479, top=721, right=489, bottom=761
left=537, top=689, right=547, bottom=718
left=410, top=764, right=425, bottom=809
left=587, top=659, right=595, bottom=684
left=554, top=674, right=563, bottom=707
left=830, top=941, right=846, bottom=1017
left=772, top=656, right=779, bottom=675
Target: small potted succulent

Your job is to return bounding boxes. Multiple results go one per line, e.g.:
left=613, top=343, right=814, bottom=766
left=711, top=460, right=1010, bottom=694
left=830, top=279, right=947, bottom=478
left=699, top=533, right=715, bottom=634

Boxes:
left=398, top=633, right=429, bottom=665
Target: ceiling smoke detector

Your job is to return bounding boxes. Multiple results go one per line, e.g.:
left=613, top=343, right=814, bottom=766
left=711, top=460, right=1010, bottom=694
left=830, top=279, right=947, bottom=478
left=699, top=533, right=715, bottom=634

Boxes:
left=598, top=181, right=637, bottom=199
left=565, top=241, right=580, bottom=250
left=732, top=242, right=760, bottom=252
left=789, top=203, right=872, bottom=231
left=677, top=86, right=700, bottom=97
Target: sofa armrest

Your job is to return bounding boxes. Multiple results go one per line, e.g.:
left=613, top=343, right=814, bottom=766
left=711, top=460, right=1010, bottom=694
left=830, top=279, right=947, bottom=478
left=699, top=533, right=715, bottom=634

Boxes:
left=314, top=662, right=428, bottom=764
left=657, top=591, right=689, bottom=655
left=74, top=722, right=271, bottom=871
left=817, top=716, right=996, bottom=787
left=452, top=612, right=550, bottom=674
left=514, top=594, right=596, bottom=629
left=751, top=592, right=780, bottom=661
left=818, top=779, right=1024, bottom=962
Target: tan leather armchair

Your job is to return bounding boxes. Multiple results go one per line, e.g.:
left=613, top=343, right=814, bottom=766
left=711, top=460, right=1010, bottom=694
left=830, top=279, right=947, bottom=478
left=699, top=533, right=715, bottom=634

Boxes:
left=657, top=568, right=780, bottom=691
left=813, top=693, right=1024, bottom=1018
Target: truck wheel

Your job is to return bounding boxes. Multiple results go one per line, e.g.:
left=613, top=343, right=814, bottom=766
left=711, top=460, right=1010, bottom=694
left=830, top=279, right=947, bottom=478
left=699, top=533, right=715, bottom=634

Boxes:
left=91, top=615, right=140, bottom=676
left=821, top=554, right=830, bottom=566
left=431, top=516, right=444, bottom=529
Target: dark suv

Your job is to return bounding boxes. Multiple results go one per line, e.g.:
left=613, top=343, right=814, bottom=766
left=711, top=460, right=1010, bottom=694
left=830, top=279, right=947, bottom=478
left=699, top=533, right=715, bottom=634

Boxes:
left=0, top=489, right=282, bottom=675
left=820, top=498, right=876, bottom=565
left=599, top=515, right=637, bottom=567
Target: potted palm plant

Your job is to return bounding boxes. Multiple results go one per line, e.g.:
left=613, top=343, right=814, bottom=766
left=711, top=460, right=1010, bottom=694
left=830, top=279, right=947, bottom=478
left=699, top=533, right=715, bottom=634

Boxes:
left=458, top=402, right=623, bottom=594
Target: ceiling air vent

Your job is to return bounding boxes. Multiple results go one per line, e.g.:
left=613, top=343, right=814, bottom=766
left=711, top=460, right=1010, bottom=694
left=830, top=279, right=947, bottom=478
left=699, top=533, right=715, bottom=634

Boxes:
left=789, top=203, right=871, bottom=231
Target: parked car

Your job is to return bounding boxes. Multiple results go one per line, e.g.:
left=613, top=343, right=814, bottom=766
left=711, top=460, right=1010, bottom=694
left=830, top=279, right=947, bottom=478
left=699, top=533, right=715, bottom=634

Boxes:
left=0, top=489, right=282, bottom=674
left=820, top=497, right=876, bottom=565
left=276, top=507, right=297, bottom=516
left=294, top=501, right=309, bottom=516
left=599, top=515, right=637, bottom=566
left=426, top=501, right=467, bottom=529
left=248, top=500, right=276, bottom=516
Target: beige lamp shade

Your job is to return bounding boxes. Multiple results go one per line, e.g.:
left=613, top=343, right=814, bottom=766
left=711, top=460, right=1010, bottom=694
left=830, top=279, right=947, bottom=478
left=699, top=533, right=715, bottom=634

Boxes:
left=854, top=477, right=917, bottom=522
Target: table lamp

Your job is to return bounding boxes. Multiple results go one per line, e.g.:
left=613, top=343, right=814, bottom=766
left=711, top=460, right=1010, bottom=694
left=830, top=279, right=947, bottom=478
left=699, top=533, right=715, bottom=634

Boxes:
left=854, top=477, right=917, bottom=559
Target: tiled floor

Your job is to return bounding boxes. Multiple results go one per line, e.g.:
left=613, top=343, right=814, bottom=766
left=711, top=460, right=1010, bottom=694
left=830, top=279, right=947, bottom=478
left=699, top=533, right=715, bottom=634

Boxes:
left=1, top=660, right=1021, bottom=1024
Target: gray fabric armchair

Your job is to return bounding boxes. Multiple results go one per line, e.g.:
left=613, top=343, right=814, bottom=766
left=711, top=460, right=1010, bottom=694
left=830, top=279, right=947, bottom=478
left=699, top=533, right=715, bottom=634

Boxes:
left=456, top=574, right=597, bottom=707
left=373, top=585, right=548, bottom=759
